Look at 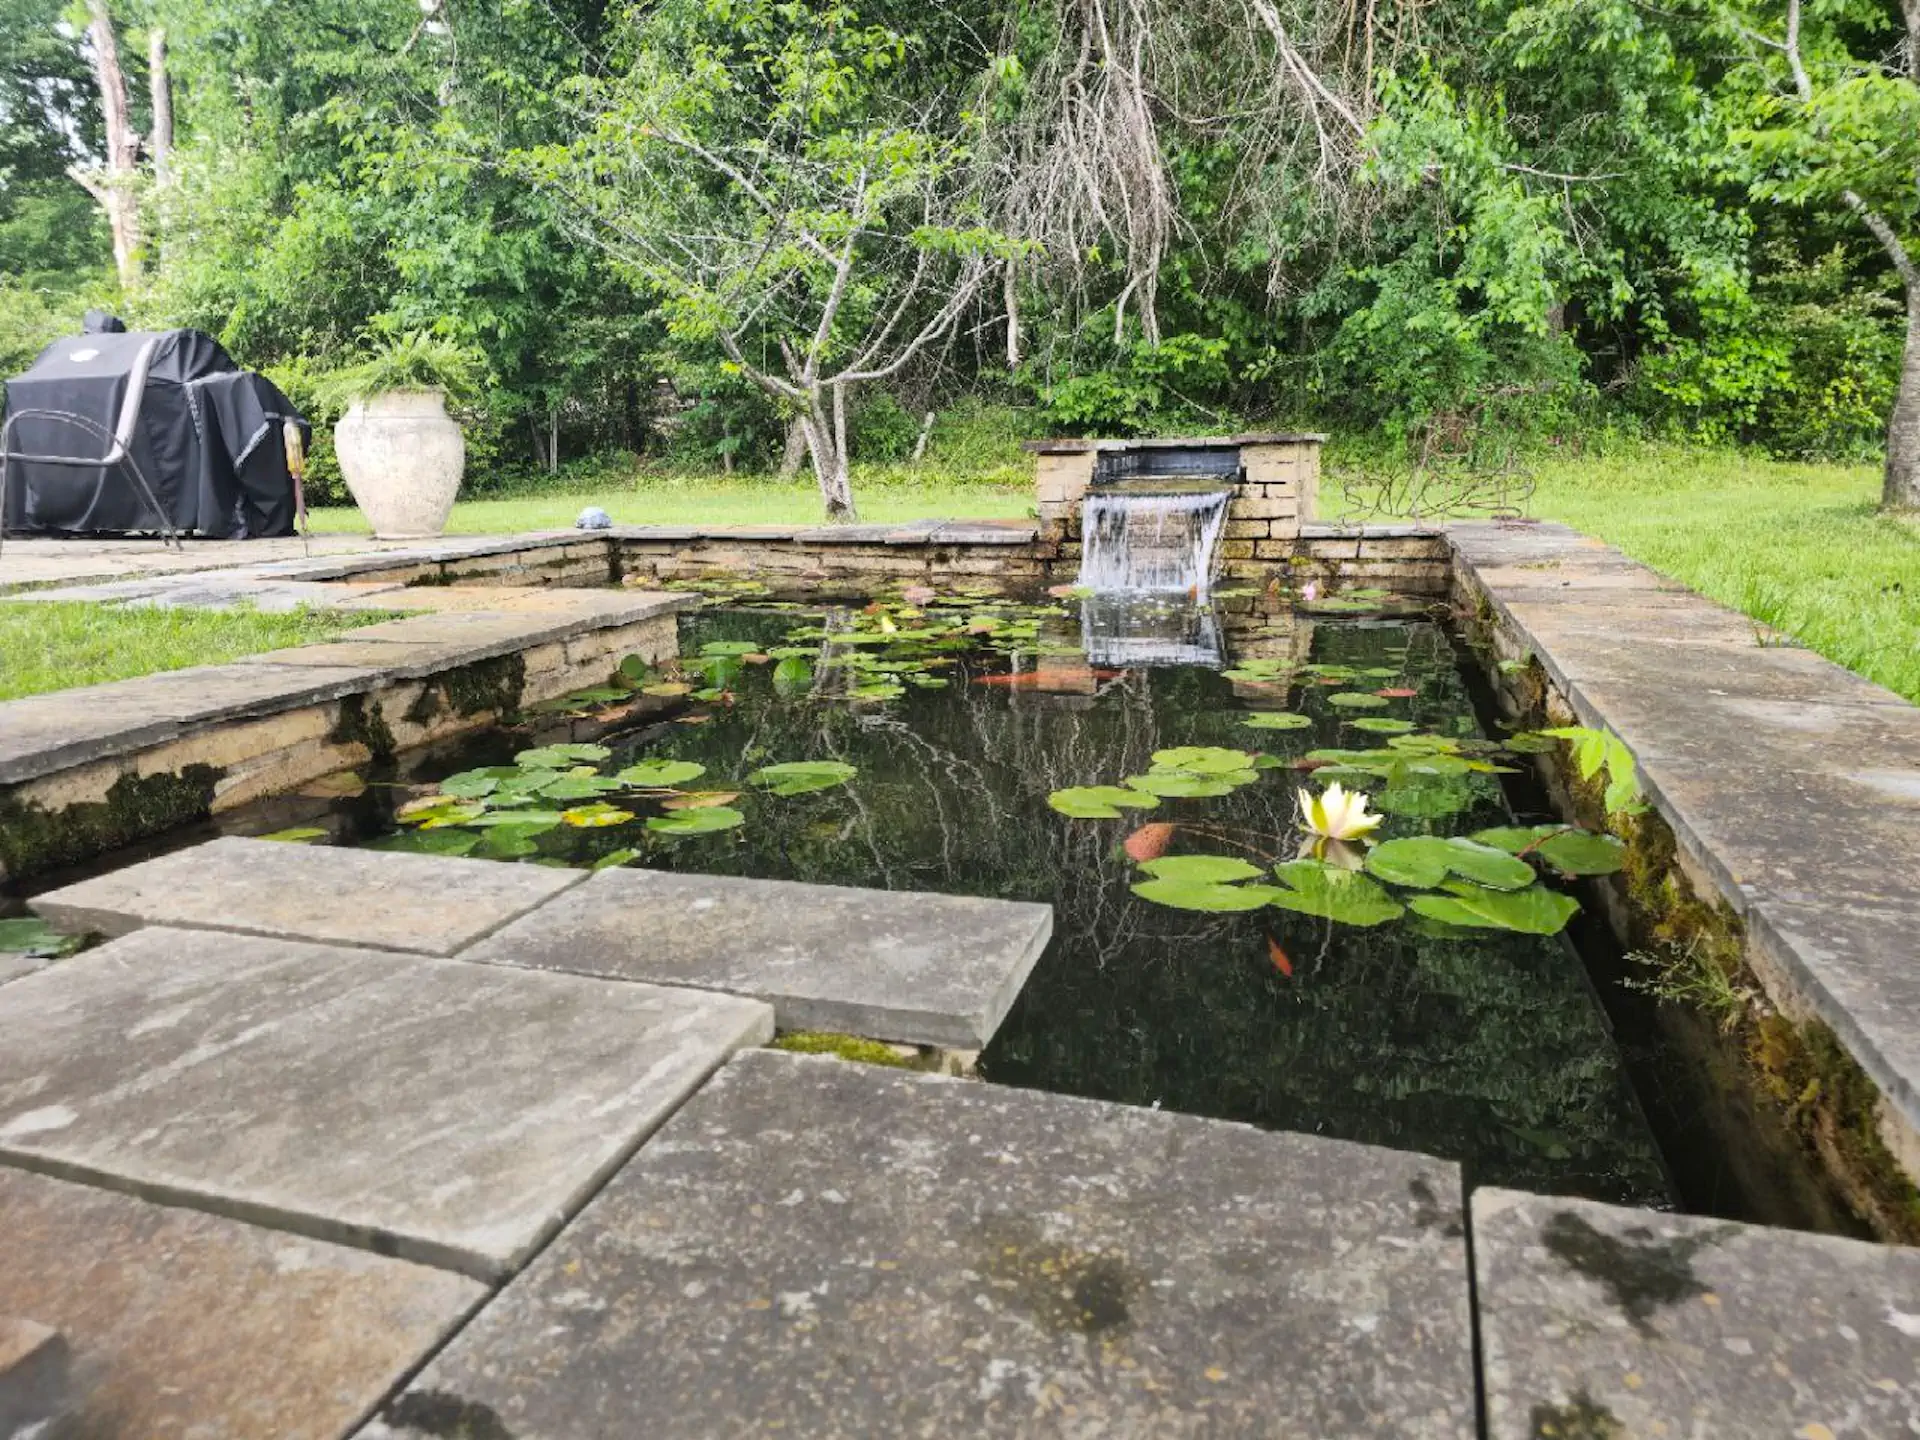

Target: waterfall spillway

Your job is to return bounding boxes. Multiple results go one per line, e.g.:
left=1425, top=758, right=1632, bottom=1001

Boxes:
left=1077, top=489, right=1232, bottom=596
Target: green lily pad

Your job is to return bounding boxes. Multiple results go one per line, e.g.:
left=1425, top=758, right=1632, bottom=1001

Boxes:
left=1125, top=772, right=1242, bottom=799
left=1049, top=785, right=1161, bottom=819
left=618, top=760, right=708, bottom=789
left=1327, top=692, right=1390, bottom=709
left=1348, top=717, right=1416, bottom=735
left=1131, top=877, right=1286, bottom=912
left=478, top=826, right=546, bottom=859
left=646, top=805, right=746, bottom=835
left=1151, top=746, right=1258, bottom=775
left=438, top=769, right=506, bottom=799
left=0, top=917, right=81, bottom=959
left=1267, top=861, right=1406, bottom=927
left=1137, top=855, right=1265, bottom=884
left=618, top=654, right=652, bottom=683
left=1365, top=836, right=1537, bottom=891
left=751, top=760, right=859, bottom=796
left=538, top=774, right=626, bottom=801
left=591, top=848, right=641, bottom=871
left=1408, top=882, right=1581, bottom=935
left=258, top=827, right=327, bottom=844
left=642, top=682, right=694, bottom=697
left=1241, top=711, right=1312, bottom=730
left=368, top=828, right=481, bottom=856
left=1374, top=773, right=1477, bottom=818
left=515, top=743, right=612, bottom=769
left=700, top=641, right=761, bottom=657
left=772, top=656, right=814, bottom=694
left=1471, top=825, right=1627, bottom=876
left=465, top=809, right=566, bottom=828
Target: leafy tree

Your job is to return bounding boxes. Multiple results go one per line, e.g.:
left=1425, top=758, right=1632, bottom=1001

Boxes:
left=531, top=0, right=1020, bottom=519
left=1727, top=0, right=1920, bottom=508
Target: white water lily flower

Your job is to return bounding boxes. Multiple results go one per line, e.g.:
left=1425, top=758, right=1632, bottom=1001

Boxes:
left=1298, top=835, right=1367, bottom=870
left=1298, top=781, right=1384, bottom=843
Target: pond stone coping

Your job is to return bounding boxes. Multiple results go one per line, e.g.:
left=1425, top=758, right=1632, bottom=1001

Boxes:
left=360, top=1049, right=1477, bottom=1440
left=460, top=867, right=1054, bottom=1049
left=0, top=587, right=693, bottom=788
left=1472, top=1187, right=1920, bottom=1439
left=1449, top=520, right=1920, bottom=1171
left=30, top=835, right=588, bottom=955
left=0, top=1166, right=485, bottom=1440
left=0, top=926, right=773, bottom=1279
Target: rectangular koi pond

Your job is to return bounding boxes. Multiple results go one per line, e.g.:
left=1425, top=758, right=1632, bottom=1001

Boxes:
left=299, top=586, right=1678, bottom=1208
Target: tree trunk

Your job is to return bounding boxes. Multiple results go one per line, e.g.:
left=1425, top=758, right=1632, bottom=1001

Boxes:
left=800, top=393, right=857, bottom=523
left=778, top=416, right=809, bottom=479
left=71, top=0, right=141, bottom=289
left=148, top=27, right=172, bottom=185
left=1886, top=297, right=1920, bottom=511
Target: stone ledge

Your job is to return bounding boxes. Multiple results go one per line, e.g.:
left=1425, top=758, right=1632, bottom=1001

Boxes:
left=1449, top=518, right=1920, bottom=1190
left=0, top=588, right=693, bottom=788
left=363, top=1048, right=1475, bottom=1439
left=1024, top=432, right=1328, bottom=453
left=31, top=835, right=589, bottom=956
left=0, top=926, right=775, bottom=1280
left=0, top=1167, right=484, bottom=1440
left=1473, top=1187, right=1920, bottom=1439
left=460, top=868, right=1054, bottom=1049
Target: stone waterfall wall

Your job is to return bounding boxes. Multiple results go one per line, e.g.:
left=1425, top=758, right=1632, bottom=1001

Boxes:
left=1028, top=434, right=1325, bottom=581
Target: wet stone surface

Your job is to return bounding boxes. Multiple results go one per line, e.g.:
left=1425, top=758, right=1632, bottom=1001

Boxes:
left=0, top=926, right=773, bottom=1279
left=362, top=1049, right=1477, bottom=1440
left=462, top=868, right=1054, bottom=1048
left=32, top=834, right=586, bottom=955
left=1473, top=1187, right=1920, bottom=1440
left=0, top=1166, right=483, bottom=1440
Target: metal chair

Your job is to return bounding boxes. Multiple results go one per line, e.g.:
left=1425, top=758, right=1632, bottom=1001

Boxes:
left=0, top=336, right=181, bottom=563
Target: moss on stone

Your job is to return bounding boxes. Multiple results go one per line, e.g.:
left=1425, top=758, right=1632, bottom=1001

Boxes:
left=772, top=1031, right=918, bottom=1069
left=1461, top=583, right=1920, bottom=1241
left=442, top=654, right=526, bottom=720
left=0, top=765, right=222, bottom=881
left=329, top=695, right=396, bottom=761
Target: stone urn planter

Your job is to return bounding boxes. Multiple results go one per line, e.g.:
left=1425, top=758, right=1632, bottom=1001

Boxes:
left=333, top=389, right=465, bottom=539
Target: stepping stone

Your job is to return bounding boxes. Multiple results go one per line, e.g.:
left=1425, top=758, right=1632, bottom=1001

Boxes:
left=361, top=1050, right=1477, bottom=1439
left=1473, top=1187, right=1920, bottom=1440
left=0, top=927, right=773, bottom=1279
left=0, top=1313, right=69, bottom=1439
left=31, top=835, right=585, bottom=955
left=0, top=1166, right=483, bottom=1440
left=461, top=868, right=1054, bottom=1048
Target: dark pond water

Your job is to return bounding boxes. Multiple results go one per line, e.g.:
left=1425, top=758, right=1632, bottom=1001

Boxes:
left=358, top=599, right=1674, bottom=1207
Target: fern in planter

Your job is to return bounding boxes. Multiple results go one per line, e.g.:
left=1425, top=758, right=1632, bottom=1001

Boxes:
left=312, top=331, right=486, bottom=413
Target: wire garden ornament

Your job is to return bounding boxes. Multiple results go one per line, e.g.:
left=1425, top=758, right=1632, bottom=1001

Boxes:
left=1336, top=387, right=1543, bottom=525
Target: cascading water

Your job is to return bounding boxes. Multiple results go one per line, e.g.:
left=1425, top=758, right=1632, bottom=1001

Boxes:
left=1076, top=489, right=1232, bottom=597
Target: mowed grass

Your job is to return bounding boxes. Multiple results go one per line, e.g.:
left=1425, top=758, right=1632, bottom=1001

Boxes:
left=1522, top=449, right=1918, bottom=705
left=0, top=601, right=376, bottom=701
left=306, top=472, right=1034, bottom=535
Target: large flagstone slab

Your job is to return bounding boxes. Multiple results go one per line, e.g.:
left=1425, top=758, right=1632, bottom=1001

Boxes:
left=1473, top=1187, right=1920, bottom=1439
left=361, top=1050, right=1477, bottom=1439
left=32, top=834, right=585, bottom=955
left=461, top=867, right=1053, bottom=1048
left=0, top=1166, right=485, bottom=1440
left=0, top=927, right=773, bottom=1279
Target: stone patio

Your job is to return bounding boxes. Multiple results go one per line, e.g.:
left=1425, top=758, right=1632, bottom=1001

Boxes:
left=361, top=1049, right=1479, bottom=1440
left=461, top=867, right=1054, bottom=1047
left=2, top=520, right=1919, bottom=1433
left=0, top=926, right=772, bottom=1278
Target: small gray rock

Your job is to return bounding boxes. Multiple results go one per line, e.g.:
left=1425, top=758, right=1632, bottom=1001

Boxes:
left=575, top=506, right=613, bottom=530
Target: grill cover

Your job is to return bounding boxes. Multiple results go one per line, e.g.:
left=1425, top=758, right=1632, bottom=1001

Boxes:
left=2, top=327, right=309, bottom=538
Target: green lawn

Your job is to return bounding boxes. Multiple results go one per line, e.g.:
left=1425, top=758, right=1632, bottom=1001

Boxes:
left=1523, top=449, right=1918, bottom=705
left=306, top=472, right=1034, bottom=535
left=300, top=445, right=1919, bottom=706
left=0, top=602, right=376, bottom=701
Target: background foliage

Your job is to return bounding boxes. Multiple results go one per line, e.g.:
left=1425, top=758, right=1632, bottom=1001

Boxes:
left=0, top=0, right=1910, bottom=487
